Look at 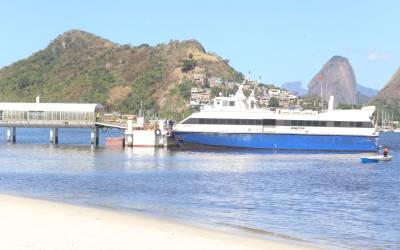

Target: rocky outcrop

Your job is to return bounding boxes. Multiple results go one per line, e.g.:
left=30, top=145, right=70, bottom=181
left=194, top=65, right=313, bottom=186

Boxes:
left=371, top=68, right=400, bottom=120
left=374, top=68, right=400, bottom=101
left=308, top=56, right=357, bottom=105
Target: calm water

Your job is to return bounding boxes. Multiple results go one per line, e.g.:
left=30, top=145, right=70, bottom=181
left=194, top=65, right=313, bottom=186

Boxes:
left=0, top=128, right=399, bottom=249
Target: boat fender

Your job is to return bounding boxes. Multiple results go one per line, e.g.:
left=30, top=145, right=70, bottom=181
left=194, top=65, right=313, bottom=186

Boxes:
left=155, top=129, right=162, bottom=135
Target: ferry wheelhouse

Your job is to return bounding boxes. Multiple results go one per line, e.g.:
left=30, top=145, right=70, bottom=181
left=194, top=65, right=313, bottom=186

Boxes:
left=173, top=85, right=379, bottom=151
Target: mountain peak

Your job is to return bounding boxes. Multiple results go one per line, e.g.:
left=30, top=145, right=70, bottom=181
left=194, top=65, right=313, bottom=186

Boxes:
left=308, top=56, right=357, bottom=105
left=51, top=29, right=116, bottom=50
left=165, top=39, right=206, bottom=54
left=330, top=55, right=347, bottom=61
left=180, top=39, right=206, bottom=53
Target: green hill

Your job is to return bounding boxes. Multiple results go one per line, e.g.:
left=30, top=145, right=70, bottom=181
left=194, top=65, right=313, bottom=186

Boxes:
left=0, top=30, right=242, bottom=117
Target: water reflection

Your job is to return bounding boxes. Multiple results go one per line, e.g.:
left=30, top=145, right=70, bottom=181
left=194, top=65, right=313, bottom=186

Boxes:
left=0, top=130, right=398, bottom=250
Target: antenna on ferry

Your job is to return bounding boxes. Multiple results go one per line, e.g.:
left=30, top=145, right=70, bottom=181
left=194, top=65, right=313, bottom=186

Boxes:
left=246, top=70, right=251, bottom=83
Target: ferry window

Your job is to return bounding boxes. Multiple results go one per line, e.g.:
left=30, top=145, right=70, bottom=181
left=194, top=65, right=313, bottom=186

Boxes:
left=327, top=121, right=334, bottom=127
left=298, top=120, right=304, bottom=126
left=229, top=101, right=235, bottom=106
left=349, top=122, right=355, bottom=127
left=255, top=120, right=262, bottom=125
left=291, top=120, right=298, bottom=126
left=199, top=118, right=205, bottom=124
left=241, top=119, right=248, bottom=125
left=182, top=118, right=198, bottom=124
left=234, top=119, right=240, bottom=125
left=312, top=121, right=319, bottom=127
left=223, top=100, right=229, bottom=106
left=362, top=122, right=373, bottom=128
left=248, top=119, right=255, bottom=125
left=263, top=119, right=276, bottom=126
left=356, top=122, right=362, bottom=127
left=217, top=119, right=225, bottom=124
left=320, top=121, right=327, bottom=127
left=334, top=121, right=341, bottom=127
left=227, top=119, right=234, bottom=125
left=305, top=121, right=312, bottom=126
left=277, top=120, right=289, bottom=126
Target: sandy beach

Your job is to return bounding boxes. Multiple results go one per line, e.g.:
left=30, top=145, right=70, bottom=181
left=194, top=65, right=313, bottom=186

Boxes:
left=0, top=194, right=321, bottom=250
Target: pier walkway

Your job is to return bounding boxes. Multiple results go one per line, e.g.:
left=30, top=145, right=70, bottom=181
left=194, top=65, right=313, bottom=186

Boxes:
left=0, top=102, right=105, bottom=144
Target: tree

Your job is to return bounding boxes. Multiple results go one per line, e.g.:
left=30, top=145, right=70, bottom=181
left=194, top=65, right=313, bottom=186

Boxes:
left=268, top=97, right=279, bottom=108
left=203, top=77, right=210, bottom=88
left=181, top=58, right=197, bottom=72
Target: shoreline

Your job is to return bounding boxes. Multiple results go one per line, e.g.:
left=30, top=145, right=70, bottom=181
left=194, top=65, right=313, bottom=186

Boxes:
left=0, top=194, right=322, bottom=250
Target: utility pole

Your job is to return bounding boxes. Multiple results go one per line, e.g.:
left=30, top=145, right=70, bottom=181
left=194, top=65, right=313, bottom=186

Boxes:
left=319, top=74, right=324, bottom=111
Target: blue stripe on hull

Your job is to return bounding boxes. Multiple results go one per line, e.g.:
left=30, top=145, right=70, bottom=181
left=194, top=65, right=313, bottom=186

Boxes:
left=173, top=132, right=378, bottom=152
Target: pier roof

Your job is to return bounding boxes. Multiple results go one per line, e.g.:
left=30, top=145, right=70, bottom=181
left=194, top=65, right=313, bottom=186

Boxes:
left=0, top=103, right=103, bottom=112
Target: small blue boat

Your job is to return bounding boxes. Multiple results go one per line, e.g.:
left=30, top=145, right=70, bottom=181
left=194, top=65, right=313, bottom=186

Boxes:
left=360, top=155, right=392, bottom=163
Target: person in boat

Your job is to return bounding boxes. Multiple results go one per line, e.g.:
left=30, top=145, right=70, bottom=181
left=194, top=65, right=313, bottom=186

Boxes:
left=383, top=147, right=389, bottom=157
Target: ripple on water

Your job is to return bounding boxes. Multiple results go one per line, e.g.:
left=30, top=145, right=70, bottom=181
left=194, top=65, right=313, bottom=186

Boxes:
left=0, top=130, right=399, bottom=250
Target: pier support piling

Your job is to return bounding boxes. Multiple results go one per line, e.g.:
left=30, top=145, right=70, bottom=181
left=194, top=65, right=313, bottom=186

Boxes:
left=54, top=128, right=59, bottom=144
left=50, top=128, right=54, bottom=143
left=6, top=128, right=11, bottom=143
left=12, top=127, right=16, bottom=143
left=90, top=128, right=95, bottom=144
left=95, top=127, right=99, bottom=145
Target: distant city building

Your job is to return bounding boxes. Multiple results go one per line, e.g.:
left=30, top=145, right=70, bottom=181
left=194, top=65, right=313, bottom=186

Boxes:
left=186, top=78, right=299, bottom=109
left=190, top=87, right=211, bottom=107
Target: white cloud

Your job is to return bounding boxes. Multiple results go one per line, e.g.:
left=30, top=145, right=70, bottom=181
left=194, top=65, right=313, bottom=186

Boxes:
left=366, top=51, right=392, bottom=62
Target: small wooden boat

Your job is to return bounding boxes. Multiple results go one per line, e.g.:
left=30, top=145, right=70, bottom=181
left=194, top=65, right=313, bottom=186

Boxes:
left=360, top=155, right=392, bottom=163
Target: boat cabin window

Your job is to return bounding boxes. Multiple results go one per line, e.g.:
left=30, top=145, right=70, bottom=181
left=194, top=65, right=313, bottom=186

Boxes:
left=181, top=118, right=373, bottom=128
left=262, top=119, right=276, bottom=126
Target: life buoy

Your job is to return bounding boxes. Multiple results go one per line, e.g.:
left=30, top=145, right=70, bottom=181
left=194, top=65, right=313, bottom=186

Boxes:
left=155, top=129, right=162, bottom=135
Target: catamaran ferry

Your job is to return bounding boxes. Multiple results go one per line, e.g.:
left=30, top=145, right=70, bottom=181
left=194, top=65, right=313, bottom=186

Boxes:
left=173, top=85, right=379, bottom=152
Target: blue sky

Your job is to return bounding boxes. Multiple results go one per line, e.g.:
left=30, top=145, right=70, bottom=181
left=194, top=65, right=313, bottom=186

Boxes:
left=1, top=0, right=398, bottom=90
